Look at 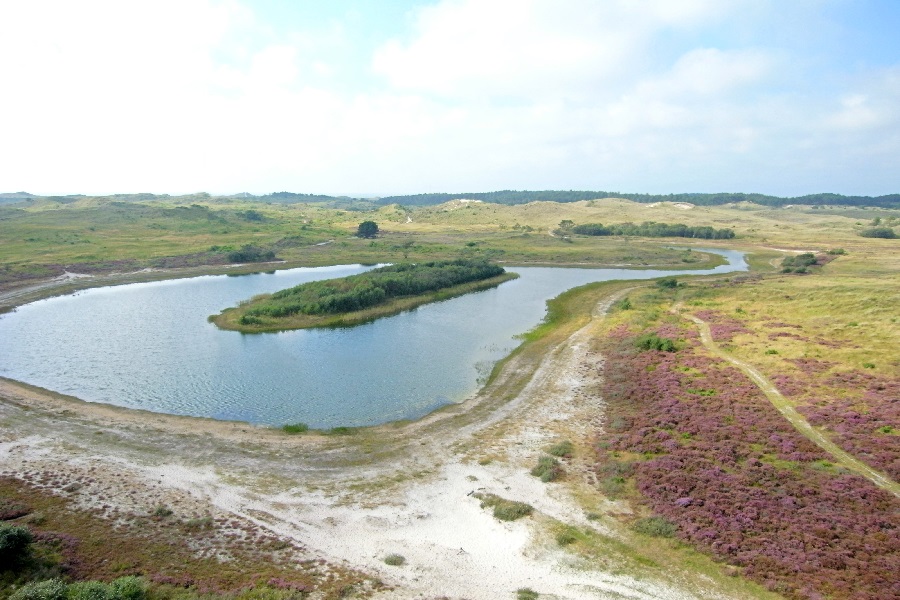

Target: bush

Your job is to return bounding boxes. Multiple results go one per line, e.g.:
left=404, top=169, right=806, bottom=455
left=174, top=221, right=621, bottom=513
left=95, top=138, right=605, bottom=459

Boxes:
left=517, top=588, right=539, bottom=600
left=530, top=455, right=563, bottom=482
left=546, top=440, right=574, bottom=457
left=655, top=277, right=679, bottom=289
left=109, top=577, right=147, bottom=600
left=0, top=522, right=33, bottom=567
left=383, top=554, right=405, bottom=566
left=10, top=579, right=67, bottom=600
left=281, top=423, right=309, bottom=434
left=859, top=227, right=897, bottom=238
left=67, top=581, right=111, bottom=600
left=635, top=333, right=677, bottom=352
left=555, top=527, right=579, bottom=546
left=475, top=494, right=533, bottom=521
left=631, top=516, right=677, bottom=538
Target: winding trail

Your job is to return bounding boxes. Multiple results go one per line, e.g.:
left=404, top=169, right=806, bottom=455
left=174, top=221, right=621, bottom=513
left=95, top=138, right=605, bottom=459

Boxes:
left=676, top=305, right=900, bottom=499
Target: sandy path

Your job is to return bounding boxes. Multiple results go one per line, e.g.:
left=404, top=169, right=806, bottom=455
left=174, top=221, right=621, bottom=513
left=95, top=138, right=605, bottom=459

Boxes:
left=1, top=289, right=745, bottom=600
left=678, top=308, right=900, bottom=498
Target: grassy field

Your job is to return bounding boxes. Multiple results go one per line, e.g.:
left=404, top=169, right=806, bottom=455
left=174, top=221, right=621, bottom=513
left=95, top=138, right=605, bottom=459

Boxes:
left=5, top=195, right=895, bottom=289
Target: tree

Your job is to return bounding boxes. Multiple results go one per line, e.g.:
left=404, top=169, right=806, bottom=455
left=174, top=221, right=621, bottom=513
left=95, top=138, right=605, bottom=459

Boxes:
left=357, top=221, right=379, bottom=238
left=558, top=219, right=574, bottom=231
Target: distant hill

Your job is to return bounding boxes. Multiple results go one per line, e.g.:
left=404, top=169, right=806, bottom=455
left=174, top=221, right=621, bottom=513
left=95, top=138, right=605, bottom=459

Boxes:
left=375, top=190, right=900, bottom=209
left=0, top=191, right=37, bottom=204
left=4, top=189, right=896, bottom=209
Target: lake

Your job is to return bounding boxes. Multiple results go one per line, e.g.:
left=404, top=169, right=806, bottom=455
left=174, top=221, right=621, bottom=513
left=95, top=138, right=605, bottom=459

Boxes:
left=0, top=250, right=746, bottom=428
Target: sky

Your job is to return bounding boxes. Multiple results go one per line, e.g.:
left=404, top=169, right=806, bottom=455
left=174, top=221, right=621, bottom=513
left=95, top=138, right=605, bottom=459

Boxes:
left=1, top=0, right=898, bottom=197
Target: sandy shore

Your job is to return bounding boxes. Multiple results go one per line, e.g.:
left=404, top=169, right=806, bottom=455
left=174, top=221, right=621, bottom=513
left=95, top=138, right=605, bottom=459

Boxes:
left=1, top=284, right=745, bottom=599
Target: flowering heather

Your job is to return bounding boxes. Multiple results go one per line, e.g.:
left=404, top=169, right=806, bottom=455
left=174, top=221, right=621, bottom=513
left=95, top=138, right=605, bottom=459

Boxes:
left=595, top=332, right=900, bottom=600
left=800, top=372, right=900, bottom=479
left=692, top=310, right=752, bottom=343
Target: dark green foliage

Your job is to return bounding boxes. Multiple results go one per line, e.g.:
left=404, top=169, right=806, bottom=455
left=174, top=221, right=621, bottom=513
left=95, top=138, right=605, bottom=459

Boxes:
left=635, top=333, right=677, bottom=352
left=516, top=589, right=539, bottom=600
left=781, top=252, right=819, bottom=273
left=281, top=423, right=309, bottom=434
left=382, top=554, right=405, bottom=566
left=530, top=455, right=563, bottom=482
left=858, top=227, right=897, bottom=238
left=0, top=522, right=33, bottom=567
left=245, top=260, right=505, bottom=319
left=631, top=516, right=677, bottom=538
left=655, top=277, right=679, bottom=289
left=226, top=244, right=276, bottom=263
left=572, top=221, right=735, bottom=239
left=827, top=248, right=847, bottom=255
left=613, top=296, right=632, bottom=310
left=356, top=221, right=379, bottom=238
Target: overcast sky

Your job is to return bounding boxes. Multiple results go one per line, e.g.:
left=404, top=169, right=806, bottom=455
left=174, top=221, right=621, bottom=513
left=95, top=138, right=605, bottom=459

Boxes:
left=1, top=0, right=898, bottom=197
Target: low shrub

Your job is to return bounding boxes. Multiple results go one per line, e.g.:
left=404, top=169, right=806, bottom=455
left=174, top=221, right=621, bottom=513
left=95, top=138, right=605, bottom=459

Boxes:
left=635, top=333, right=677, bottom=352
left=383, top=554, right=405, bottom=566
left=546, top=441, right=574, bottom=458
left=517, top=587, right=539, bottom=599
left=530, top=455, right=563, bottom=482
left=475, top=494, right=533, bottom=521
left=281, top=423, right=309, bottom=434
left=555, top=527, right=579, bottom=546
left=10, top=579, right=67, bottom=600
left=631, top=516, right=677, bottom=538
left=0, top=522, right=33, bottom=567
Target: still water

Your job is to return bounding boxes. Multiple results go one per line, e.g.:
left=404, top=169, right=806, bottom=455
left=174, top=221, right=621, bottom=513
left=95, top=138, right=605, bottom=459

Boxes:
left=0, top=251, right=746, bottom=427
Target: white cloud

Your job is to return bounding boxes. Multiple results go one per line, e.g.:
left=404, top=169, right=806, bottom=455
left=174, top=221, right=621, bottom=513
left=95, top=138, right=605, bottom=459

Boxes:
left=0, top=0, right=897, bottom=196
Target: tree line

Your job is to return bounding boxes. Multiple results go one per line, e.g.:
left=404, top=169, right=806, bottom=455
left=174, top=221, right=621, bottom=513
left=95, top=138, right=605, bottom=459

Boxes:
left=243, top=259, right=506, bottom=320
left=570, top=222, right=735, bottom=239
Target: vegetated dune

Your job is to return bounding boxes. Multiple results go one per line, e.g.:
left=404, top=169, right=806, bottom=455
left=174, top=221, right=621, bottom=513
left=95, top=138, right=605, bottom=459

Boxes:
left=1, top=198, right=898, bottom=600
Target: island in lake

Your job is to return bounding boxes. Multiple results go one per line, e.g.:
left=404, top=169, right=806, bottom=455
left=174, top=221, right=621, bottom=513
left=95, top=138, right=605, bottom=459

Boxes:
left=210, top=259, right=518, bottom=332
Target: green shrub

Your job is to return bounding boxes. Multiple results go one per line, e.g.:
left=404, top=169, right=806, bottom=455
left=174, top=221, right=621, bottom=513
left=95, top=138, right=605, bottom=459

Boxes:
left=67, top=581, right=111, bottom=600
left=109, top=577, right=147, bottom=600
left=530, top=455, right=563, bottom=482
left=517, top=588, right=539, bottom=600
left=281, top=423, right=309, bottom=434
left=326, top=426, right=356, bottom=436
left=635, top=333, right=677, bottom=352
left=655, top=277, right=679, bottom=289
left=631, top=516, right=677, bottom=538
left=10, top=579, right=68, bottom=600
left=383, top=554, right=405, bottom=566
left=475, top=494, right=533, bottom=521
left=859, top=227, right=897, bottom=239
left=613, top=297, right=632, bottom=310
left=555, top=527, right=579, bottom=546
left=0, top=522, right=33, bottom=566
left=546, top=440, right=573, bottom=457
